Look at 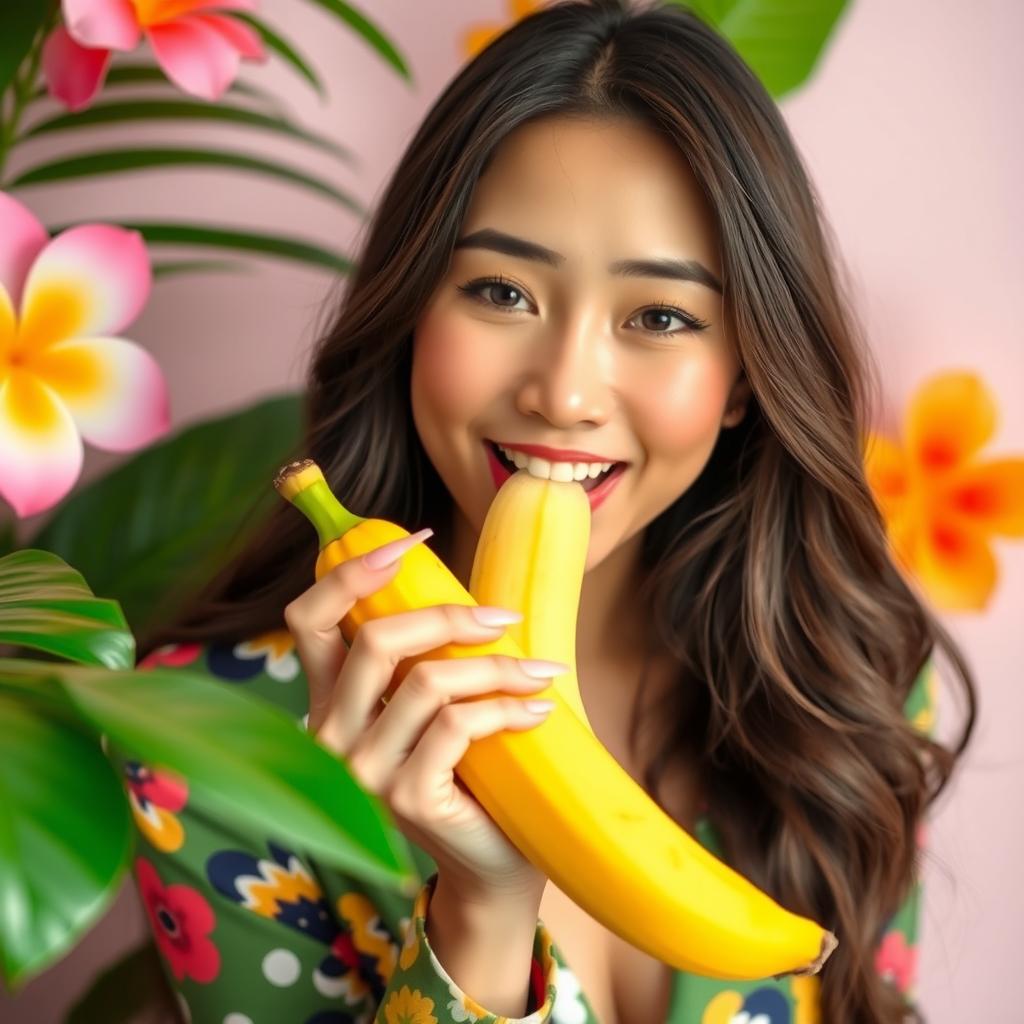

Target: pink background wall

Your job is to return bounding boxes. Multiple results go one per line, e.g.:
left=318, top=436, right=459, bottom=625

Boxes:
left=4, top=0, right=1021, bottom=1019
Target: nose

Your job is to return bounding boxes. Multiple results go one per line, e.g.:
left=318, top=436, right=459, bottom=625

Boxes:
left=513, top=315, right=613, bottom=429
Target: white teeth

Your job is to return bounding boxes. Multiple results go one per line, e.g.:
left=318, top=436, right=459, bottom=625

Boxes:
left=497, top=443, right=615, bottom=482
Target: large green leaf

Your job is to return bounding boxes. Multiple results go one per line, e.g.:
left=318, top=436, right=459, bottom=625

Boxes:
left=0, top=658, right=420, bottom=892
left=151, top=258, right=253, bottom=280
left=679, top=0, right=848, bottom=98
left=0, top=695, right=133, bottom=991
left=46, top=221, right=356, bottom=274
left=0, top=550, right=134, bottom=670
left=8, top=147, right=366, bottom=213
left=29, top=64, right=285, bottom=109
left=234, top=13, right=326, bottom=99
left=20, top=98, right=355, bottom=163
left=302, top=0, right=412, bottom=82
left=0, top=0, right=50, bottom=95
left=29, top=395, right=304, bottom=641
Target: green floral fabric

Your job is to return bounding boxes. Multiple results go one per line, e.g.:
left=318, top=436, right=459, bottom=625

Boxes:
left=112, top=632, right=935, bottom=1023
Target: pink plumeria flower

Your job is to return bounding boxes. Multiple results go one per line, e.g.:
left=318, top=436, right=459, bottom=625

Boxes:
left=42, top=0, right=266, bottom=112
left=0, top=191, right=169, bottom=518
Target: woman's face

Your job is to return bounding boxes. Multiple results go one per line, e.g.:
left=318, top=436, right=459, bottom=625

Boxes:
left=411, top=114, right=750, bottom=571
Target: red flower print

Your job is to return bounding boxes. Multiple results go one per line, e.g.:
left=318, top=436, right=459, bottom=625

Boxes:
left=138, top=643, right=204, bottom=670
left=136, top=856, right=221, bottom=983
left=875, top=929, right=916, bottom=994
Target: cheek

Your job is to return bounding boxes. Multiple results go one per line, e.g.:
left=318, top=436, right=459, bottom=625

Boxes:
left=411, top=312, right=496, bottom=424
left=637, top=355, right=733, bottom=457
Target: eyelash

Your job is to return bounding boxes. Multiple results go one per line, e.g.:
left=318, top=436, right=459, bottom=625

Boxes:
left=455, top=274, right=710, bottom=337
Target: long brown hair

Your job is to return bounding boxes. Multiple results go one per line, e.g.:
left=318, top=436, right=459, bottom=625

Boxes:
left=138, top=2, right=977, bottom=1019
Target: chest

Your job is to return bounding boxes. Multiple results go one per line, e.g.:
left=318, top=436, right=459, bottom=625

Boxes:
left=538, top=881, right=673, bottom=1024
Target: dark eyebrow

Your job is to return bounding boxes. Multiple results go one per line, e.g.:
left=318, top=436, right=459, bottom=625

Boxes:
left=453, top=227, right=722, bottom=293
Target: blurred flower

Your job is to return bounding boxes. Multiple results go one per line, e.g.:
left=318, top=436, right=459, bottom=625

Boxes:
left=461, top=0, right=546, bottom=60
left=42, top=0, right=267, bottom=112
left=0, top=191, right=168, bottom=518
left=874, top=929, right=916, bottom=996
left=864, top=371, right=1024, bottom=611
left=135, top=855, right=221, bottom=983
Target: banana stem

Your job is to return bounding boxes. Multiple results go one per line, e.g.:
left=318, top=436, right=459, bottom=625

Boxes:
left=273, top=459, right=366, bottom=548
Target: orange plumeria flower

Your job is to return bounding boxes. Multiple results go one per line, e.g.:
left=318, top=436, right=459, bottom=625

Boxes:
left=863, top=371, right=1024, bottom=611
left=461, top=0, right=546, bottom=60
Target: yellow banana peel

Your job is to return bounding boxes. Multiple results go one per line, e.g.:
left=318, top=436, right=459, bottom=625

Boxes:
left=275, top=458, right=837, bottom=980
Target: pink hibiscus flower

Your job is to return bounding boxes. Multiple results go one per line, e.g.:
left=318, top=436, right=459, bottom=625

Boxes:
left=135, top=856, right=221, bottom=983
left=0, top=191, right=168, bottom=519
left=42, top=0, right=267, bottom=112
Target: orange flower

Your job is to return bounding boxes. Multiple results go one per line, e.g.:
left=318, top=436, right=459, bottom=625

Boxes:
left=461, top=0, right=546, bottom=61
left=863, top=371, right=1024, bottom=611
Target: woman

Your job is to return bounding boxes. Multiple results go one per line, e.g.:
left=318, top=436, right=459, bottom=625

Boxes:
left=127, top=1, right=976, bottom=1021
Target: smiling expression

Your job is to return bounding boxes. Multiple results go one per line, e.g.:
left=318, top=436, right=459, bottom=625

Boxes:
left=411, top=114, right=751, bottom=573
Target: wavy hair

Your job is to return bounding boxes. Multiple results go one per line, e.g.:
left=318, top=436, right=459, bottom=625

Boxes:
left=138, top=2, right=977, bottom=1019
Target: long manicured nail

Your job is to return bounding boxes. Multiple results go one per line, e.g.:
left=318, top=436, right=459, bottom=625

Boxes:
left=471, top=605, right=523, bottom=626
left=519, top=659, right=569, bottom=678
left=362, top=528, right=434, bottom=570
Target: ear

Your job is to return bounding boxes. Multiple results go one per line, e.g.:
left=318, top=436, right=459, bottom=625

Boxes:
left=722, top=372, right=752, bottom=429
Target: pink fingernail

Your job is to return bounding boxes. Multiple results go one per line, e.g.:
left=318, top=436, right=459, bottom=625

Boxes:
left=362, top=528, right=434, bottom=570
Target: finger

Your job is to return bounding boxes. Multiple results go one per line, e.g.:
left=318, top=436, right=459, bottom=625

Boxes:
left=388, top=697, right=555, bottom=819
left=349, top=655, right=564, bottom=787
left=317, top=603, right=534, bottom=755
left=284, top=528, right=433, bottom=728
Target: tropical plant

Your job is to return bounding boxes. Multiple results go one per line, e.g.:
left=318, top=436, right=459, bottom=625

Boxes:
left=0, top=546, right=418, bottom=994
left=0, top=0, right=412, bottom=278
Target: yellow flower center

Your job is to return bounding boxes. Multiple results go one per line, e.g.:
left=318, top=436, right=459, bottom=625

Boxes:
left=130, top=0, right=213, bottom=28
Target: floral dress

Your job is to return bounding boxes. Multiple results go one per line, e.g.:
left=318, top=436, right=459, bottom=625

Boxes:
left=110, top=633, right=937, bottom=1024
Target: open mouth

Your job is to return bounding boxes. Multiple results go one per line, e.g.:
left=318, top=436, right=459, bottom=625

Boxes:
left=485, top=440, right=625, bottom=493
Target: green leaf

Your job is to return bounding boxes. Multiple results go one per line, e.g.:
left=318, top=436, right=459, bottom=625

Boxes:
left=302, top=0, right=412, bottom=82
left=8, top=147, right=367, bottom=213
left=19, top=98, right=355, bottom=164
left=234, top=13, right=326, bottom=99
left=64, top=940, right=171, bottom=1024
left=678, top=0, right=849, bottom=98
left=0, top=0, right=50, bottom=95
left=0, top=550, right=134, bottom=670
left=29, top=395, right=304, bottom=641
left=0, top=658, right=420, bottom=892
left=48, top=221, right=355, bottom=274
left=152, top=258, right=253, bottom=279
left=0, top=695, right=133, bottom=991
left=30, top=63, right=283, bottom=110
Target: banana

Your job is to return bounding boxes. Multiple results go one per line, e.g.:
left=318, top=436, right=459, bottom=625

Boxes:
left=468, top=468, right=594, bottom=733
left=275, top=458, right=837, bottom=980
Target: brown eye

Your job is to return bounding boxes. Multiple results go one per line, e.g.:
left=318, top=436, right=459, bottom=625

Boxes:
left=456, top=275, right=530, bottom=313
left=629, top=303, right=710, bottom=337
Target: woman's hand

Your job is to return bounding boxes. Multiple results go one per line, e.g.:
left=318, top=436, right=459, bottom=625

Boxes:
left=283, top=528, right=564, bottom=905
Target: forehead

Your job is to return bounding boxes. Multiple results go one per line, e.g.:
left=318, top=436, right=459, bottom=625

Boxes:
left=459, top=115, right=721, bottom=272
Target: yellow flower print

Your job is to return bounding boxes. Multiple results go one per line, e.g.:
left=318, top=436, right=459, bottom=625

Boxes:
left=792, top=974, right=822, bottom=1024
left=399, top=923, right=420, bottom=971
left=701, top=990, right=744, bottom=1023
left=337, top=891, right=398, bottom=981
left=381, top=984, right=437, bottom=1024
left=234, top=628, right=301, bottom=681
left=863, top=370, right=1024, bottom=611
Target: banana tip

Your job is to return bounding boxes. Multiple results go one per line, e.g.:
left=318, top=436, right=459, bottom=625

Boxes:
left=776, top=930, right=839, bottom=981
